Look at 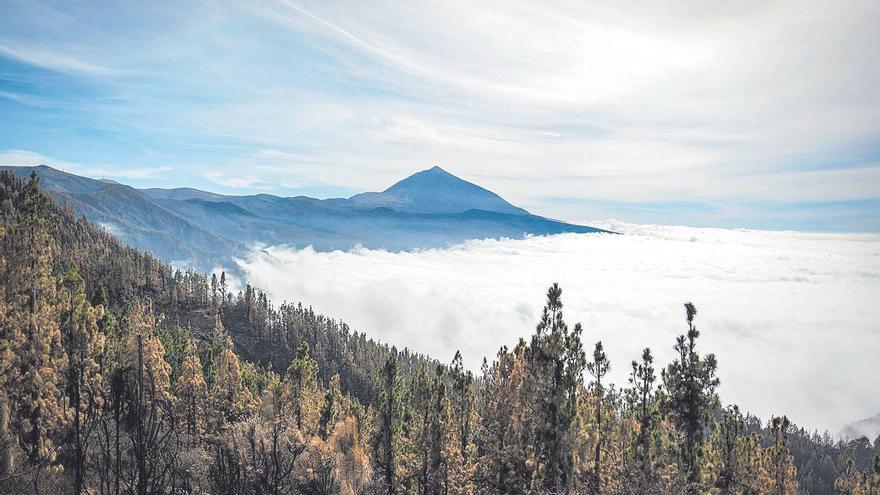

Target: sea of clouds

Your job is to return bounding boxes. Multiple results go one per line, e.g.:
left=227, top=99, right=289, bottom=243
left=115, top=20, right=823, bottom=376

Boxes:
left=232, top=221, right=880, bottom=434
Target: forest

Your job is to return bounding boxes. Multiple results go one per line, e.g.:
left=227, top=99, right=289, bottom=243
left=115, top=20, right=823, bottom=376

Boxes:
left=0, top=169, right=878, bottom=494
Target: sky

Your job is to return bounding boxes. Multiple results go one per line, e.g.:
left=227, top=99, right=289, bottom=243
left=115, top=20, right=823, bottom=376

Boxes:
left=233, top=223, right=880, bottom=434
left=1, top=0, right=879, bottom=231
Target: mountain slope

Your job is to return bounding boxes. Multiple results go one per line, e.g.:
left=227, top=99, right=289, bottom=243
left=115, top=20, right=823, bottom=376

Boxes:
left=343, top=166, right=528, bottom=215
left=1, top=165, right=239, bottom=265
left=2, top=164, right=605, bottom=270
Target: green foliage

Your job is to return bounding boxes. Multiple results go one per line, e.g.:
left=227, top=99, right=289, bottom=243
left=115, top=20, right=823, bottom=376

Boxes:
left=661, top=302, right=720, bottom=490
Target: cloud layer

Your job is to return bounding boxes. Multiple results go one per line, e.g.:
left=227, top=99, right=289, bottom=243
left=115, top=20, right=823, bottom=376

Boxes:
left=234, top=222, right=880, bottom=433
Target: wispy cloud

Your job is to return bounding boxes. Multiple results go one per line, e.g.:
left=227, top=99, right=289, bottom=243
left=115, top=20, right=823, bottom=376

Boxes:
left=0, top=40, right=117, bottom=76
left=0, top=0, right=878, bottom=228
left=0, top=149, right=171, bottom=179
left=234, top=223, right=880, bottom=432
left=204, top=171, right=268, bottom=189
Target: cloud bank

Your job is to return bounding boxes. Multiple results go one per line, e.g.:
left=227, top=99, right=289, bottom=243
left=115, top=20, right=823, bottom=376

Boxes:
left=234, top=222, right=880, bottom=433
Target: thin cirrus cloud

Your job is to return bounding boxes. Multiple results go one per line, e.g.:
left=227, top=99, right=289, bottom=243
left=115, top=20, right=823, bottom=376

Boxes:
left=0, top=149, right=171, bottom=180
left=0, top=0, right=879, bottom=228
left=0, top=41, right=118, bottom=77
left=233, top=222, right=880, bottom=434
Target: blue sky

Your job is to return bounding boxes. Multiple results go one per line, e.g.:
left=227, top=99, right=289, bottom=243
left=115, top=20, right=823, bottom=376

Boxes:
left=1, top=0, right=879, bottom=231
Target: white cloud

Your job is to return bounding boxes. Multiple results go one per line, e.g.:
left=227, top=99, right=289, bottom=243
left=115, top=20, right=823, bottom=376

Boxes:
left=3, top=0, right=878, bottom=223
left=204, top=171, right=265, bottom=189
left=234, top=223, right=880, bottom=433
left=97, top=221, right=124, bottom=238
left=228, top=0, right=880, bottom=210
left=0, top=40, right=117, bottom=76
left=0, top=149, right=171, bottom=180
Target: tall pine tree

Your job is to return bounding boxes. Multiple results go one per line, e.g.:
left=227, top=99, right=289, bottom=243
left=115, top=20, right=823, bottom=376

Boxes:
left=2, top=171, right=67, bottom=464
left=661, top=302, right=720, bottom=493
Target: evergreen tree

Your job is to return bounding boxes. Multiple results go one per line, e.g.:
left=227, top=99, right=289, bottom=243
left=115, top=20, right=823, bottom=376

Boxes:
left=124, top=301, right=177, bottom=495
left=587, top=341, right=610, bottom=495
left=372, top=355, right=404, bottom=495
left=284, top=342, right=321, bottom=434
left=740, top=432, right=774, bottom=494
left=0, top=225, right=12, bottom=478
left=477, top=343, right=531, bottom=494
left=211, top=273, right=219, bottom=310
left=319, top=373, right=345, bottom=441
left=527, top=283, right=585, bottom=492
left=627, top=347, right=658, bottom=482
left=769, top=416, right=799, bottom=494
left=220, top=271, right=228, bottom=307
left=175, top=339, right=208, bottom=439
left=2, top=171, right=68, bottom=465
left=449, top=351, right=475, bottom=460
left=710, top=405, right=746, bottom=494
left=661, top=302, right=719, bottom=493
left=448, top=351, right=476, bottom=493
left=60, top=266, right=105, bottom=494
left=428, top=368, right=452, bottom=495
left=212, top=337, right=254, bottom=426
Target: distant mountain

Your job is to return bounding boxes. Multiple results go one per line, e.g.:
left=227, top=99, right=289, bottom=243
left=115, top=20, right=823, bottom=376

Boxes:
left=2, top=165, right=606, bottom=270
left=2, top=165, right=238, bottom=266
left=839, top=412, right=880, bottom=441
left=342, top=165, right=528, bottom=215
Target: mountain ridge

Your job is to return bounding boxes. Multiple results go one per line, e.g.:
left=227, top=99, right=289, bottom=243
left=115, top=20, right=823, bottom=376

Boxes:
left=1, top=164, right=606, bottom=270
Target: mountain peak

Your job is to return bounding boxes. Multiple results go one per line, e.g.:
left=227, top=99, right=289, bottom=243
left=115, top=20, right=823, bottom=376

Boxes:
left=390, top=165, right=452, bottom=186
left=348, top=166, right=529, bottom=215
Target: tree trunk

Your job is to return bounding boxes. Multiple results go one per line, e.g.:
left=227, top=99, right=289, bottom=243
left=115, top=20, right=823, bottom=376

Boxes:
left=593, top=383, right=602, bottom=495
left=136, top=334, right=146, bottom=495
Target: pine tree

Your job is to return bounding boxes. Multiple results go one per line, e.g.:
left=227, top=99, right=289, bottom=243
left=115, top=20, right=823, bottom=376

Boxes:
left=220, top=271, right=228, bottom=307
left=527, top=283, right=586, bottom=492
left=448, top=351, right=476, bottom=494
left=0, top=225, right=12, bottom=478
left=476, top=342, right=532, bottom=494
left=709, top=405, right=752, bottom=494
left=587, top=341, right=610, bottom=495
left=284, top=342, right=321, bottom=435
left=329, top=415, right=372, bottom=495
left=60, top=266, right=105, bottom=494
left=211, top=273, right=219, bottom=310
left=319, top=373, right=345, bottom=441
left=175, top=339, right=208, bottom=439
left=627, top=347, right=658, bottom=482
left=734, top=432, right=773, bottom=494
left=372, top=355, right=404, bottom=495
left=211, top=309, right=226, bottom=343
left=212, top=337, right=254, bottom=426
left=769, top=416, right=799, bottom=494
left=2, top=171, right=68, bottom=465
left=450, top=351, right=475, bottom=460
left=661, top=302, right=720, bottom=493
left=124, top=301, right=176, bottom=495
left=429, top=369, right=452, bottom=495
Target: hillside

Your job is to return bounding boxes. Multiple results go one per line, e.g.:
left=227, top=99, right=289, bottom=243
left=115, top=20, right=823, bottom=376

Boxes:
left=1, top=165, right=604, bottom=271
left=0, top=169, right=430, bottom=406
left=1, top=165, right=239, bottom=267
